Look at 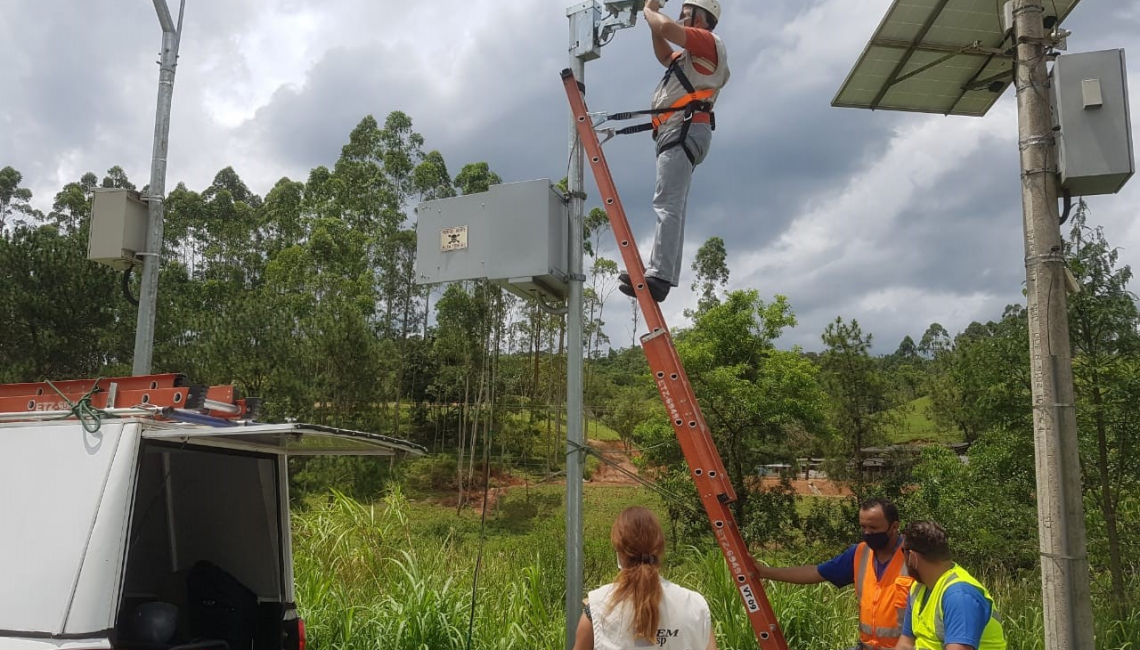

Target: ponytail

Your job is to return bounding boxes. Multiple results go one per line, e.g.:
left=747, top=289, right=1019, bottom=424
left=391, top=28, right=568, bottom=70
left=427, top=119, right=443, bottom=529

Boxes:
left=609, top=508, right=667, bottom=642
left=613, top=560, right=663, bottom=641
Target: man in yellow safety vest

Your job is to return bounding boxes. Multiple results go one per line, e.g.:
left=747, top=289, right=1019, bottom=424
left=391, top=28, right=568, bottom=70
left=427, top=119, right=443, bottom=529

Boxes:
left=897, top=521, right=1007, bottom=650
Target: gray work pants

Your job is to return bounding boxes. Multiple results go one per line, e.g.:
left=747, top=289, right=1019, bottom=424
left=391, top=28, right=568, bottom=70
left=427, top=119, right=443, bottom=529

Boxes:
left=646, top=122, right=712, bottom=287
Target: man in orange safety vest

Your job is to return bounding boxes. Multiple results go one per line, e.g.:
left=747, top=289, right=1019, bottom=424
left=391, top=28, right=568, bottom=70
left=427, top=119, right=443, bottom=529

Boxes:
left=756, top=498, right=914, bottom=650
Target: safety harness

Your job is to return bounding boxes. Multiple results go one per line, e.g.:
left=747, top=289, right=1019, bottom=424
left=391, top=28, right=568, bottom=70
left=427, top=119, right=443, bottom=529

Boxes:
left=600, top=59, right=716, bottom=165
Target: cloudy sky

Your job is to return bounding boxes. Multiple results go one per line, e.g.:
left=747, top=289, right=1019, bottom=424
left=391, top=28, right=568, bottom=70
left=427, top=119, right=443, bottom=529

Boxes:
left=3, top=0, right=1139, bottom=352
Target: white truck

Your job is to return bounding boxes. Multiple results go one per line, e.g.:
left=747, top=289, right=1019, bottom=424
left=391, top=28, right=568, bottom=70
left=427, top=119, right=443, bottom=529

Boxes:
left=0, top=416, right=424, bottom=650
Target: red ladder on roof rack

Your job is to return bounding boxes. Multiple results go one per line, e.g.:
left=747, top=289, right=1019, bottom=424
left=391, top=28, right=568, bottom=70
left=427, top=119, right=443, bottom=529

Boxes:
left=0, top=374, right=256, bottom=421
left=561, top=69, right=788, bottom=650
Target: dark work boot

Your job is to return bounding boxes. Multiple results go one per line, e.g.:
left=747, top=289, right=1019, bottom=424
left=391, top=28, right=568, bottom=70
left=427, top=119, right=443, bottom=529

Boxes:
left=618, top=272, right=670, bottom=302
left=618, top=272, right=635, bottom=297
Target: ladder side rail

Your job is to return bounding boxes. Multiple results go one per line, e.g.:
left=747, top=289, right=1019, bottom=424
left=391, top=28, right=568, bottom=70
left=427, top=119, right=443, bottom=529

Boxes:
left=0, top=373, right=187, bottom=398
left=560, top=70, right=730, bottom=490
left=642, top=334, right=786, bottom=649
left=642, top=331, right=734, bottom=498
left=645, top=330, right=734, bottom=488
left=561, top=69, right=788, bottom=650
left=0, top=387, right=198, bottom=414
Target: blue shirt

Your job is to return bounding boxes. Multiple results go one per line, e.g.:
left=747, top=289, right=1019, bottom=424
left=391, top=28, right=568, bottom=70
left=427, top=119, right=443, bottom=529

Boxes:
left=902, top=582, right=992, bottom=648
left=816, top=541, right=900, bottom=588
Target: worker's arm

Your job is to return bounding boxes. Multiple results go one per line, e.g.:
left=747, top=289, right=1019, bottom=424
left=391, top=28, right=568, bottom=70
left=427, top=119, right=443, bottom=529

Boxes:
left=650, top=26, right=674, bottom=66
left=644, top=0, right=687, bottom=54
left=944, top=645, right=975, bottom=650
left=706, top=626, right=718, bottom=650
left=755, top=563, right=828, bottom=584
left=571, top=613, right=594, bottom=650
left=895, top=634, right=916, bottom=650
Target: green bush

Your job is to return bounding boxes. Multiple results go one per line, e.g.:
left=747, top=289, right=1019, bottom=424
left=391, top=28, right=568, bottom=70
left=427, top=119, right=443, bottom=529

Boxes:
left=742, top=478, right=801, bottom=550
left=899, top=432, right=1038, bottom=572
left=399, top=454, right=459, bottom=492
left=799, top=496, right=858, bottom=552
left=288, top=456, right=393, bottom=505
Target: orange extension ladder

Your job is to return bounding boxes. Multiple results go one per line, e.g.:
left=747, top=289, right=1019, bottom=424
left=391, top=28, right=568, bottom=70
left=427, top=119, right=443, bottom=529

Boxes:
left=562, top=68, right=788, bottom=650
left=0, top=373, right=257, bottom=423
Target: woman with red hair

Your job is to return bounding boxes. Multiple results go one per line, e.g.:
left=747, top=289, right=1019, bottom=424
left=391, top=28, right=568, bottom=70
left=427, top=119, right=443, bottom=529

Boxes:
left=572, top=506, right=717, bottom=649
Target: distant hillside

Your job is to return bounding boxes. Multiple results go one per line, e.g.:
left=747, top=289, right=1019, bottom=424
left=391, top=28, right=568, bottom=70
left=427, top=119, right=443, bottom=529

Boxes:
left=887, top=396, right=961, bottom=444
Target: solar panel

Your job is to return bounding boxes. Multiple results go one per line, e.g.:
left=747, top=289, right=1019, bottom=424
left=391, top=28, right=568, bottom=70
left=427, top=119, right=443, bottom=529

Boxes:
left=833, top=0, right=1082, bottom=116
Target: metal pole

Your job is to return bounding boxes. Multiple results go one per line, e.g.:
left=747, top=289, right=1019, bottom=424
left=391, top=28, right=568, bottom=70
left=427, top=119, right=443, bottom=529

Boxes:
left=133, top=0, right=184, bottom=375
left=1011, top=3, right=1094, bottom=649
left=564, top=49, right=587, bottom=650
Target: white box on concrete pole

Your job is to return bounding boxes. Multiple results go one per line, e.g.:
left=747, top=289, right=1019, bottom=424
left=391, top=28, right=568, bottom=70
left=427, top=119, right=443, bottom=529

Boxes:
left=414, top=179, right=570, bottom=301
left=87, top=188, right=150, bottom=271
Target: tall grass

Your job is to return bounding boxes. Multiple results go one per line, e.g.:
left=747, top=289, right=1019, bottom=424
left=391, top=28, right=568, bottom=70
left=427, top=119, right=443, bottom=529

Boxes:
left=292, top=487, right=1139, bottom=650
left=674, top=548, right=854, bottom=650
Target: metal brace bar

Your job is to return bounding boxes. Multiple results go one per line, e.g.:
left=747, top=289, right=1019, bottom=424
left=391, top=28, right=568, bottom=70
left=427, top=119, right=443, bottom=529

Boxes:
left=892, top=51, right=961, bottom=86
left=963, top=69, right=1014, bottom=92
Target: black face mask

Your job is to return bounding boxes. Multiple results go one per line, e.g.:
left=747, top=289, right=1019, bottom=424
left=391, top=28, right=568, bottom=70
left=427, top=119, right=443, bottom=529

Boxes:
left=862, top=531, right=892, bottom=550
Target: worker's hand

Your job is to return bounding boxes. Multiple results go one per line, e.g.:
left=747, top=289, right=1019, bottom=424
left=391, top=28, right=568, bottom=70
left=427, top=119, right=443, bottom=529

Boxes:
left=645, top=0, right=662, bottom=12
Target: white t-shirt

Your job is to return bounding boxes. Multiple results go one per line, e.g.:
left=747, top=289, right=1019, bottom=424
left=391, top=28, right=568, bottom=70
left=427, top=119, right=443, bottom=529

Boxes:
left=588, top=578, right=711, bottom=649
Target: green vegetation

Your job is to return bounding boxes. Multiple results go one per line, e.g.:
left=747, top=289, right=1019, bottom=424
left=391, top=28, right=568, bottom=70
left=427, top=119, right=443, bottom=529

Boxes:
left=4, top=122, right=1139, bottom=647
left=886, top=396, right=957, bottom=444
left=293, top=484, right=1140, bottom=650
left=586, top=419, right=622, bottom=442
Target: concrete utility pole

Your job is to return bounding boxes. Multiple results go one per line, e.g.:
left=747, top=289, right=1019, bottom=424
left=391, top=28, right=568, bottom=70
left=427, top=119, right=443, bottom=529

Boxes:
left=133, top=0, right=185, bottom=375
left=1011, top=2, right=1095, bottom=648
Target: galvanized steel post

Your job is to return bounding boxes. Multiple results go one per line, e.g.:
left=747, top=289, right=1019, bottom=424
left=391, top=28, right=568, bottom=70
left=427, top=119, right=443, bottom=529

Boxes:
left=564, top=51, right=587, bottom=650
left=133, top=0, right=184, bottom=375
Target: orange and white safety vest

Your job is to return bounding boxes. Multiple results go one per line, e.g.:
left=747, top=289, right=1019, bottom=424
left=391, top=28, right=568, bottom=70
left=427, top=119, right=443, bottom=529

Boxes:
left=853, top=541, right=914, bottom=649
left=649, top=31, right=730, bottom=140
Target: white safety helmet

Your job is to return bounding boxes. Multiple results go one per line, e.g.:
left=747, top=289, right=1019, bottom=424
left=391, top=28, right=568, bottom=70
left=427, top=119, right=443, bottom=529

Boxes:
left=682, top=0, right=721, bottom=24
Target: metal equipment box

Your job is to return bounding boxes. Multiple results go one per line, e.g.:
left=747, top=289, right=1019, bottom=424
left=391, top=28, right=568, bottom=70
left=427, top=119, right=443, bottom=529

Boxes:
left=87, top=189, right=149, bottom=271
left=1052, top=49, right=1135, bottom=196
left=415, top=179, right=570, bottom=302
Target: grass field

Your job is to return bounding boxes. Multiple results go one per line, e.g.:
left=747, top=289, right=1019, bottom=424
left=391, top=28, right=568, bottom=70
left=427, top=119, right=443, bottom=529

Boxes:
left=292, top=483, right=1139, bottom=650
left=886, top=396, right=961, bottom=444
left=586, top=418, right=622, bottom=441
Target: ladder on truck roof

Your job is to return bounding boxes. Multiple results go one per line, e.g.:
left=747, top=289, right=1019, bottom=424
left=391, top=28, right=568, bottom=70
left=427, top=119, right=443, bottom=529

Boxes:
left=0, top=373, right=258, bottom=425
left=561, top=69, right=788, bottom=650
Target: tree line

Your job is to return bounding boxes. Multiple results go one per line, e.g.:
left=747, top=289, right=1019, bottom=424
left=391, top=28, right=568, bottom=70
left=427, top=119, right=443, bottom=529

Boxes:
left=2, top=112, right=1137, bottom=613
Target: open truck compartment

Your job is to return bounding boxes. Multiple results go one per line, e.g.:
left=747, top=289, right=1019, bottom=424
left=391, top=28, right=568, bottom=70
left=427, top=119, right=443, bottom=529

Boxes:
left=113, top=423, right=424, bottom=650
left=0, top=385, right=424, bottom=650
left=115, top=443, right=290, bottom=650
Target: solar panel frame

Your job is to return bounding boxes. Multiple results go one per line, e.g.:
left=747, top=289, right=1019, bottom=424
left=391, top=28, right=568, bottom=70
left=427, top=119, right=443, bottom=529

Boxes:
left=833, top=0, right=1082, bottom=116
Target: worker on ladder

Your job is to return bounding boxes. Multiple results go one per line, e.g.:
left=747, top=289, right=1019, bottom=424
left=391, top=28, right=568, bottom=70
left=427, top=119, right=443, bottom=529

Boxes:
left=617, top=0, right=729, bottom=302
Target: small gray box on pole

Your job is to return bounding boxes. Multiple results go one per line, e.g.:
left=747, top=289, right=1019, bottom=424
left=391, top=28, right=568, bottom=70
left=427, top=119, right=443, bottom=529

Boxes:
left=1052, top=49, right=1135, bottom=195
left=414, top=179, right=570, bottom=301
left=88, top=188, right=150, bottom=271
